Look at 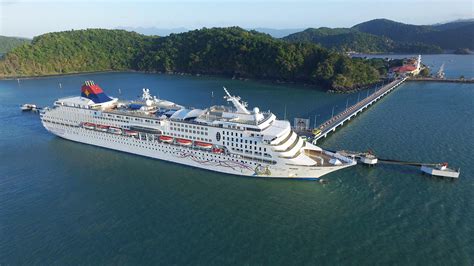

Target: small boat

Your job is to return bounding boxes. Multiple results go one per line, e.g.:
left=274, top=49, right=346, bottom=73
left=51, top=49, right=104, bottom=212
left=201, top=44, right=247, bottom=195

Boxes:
left=176, top=138, right=192, bottom=146
left=420, top=163, right=460, bottom=178
left=194, top=141, right=213, bottom=149
left=124, top=130, right=139, bottom=137
left=159, top=135, right=173, bottom=143
left=96, top=125, right=109, bottom=132
left=21, top=104, right=37, bottom=111
left=212, top=148, right=224, bottom=154
left=82, top=122, right=96, bottom=130
left=108, top=127, right=122, bottom=135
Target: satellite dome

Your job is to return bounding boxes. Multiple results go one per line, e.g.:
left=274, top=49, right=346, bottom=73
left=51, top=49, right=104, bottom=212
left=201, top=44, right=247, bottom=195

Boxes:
left=253, top=107, right=260, bottom=114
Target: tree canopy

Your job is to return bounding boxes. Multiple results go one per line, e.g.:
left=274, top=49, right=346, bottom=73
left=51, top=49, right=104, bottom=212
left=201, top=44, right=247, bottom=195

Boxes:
left=0, top=28, right=381, bottom=91
left=0, top=36, right=31, bottom=54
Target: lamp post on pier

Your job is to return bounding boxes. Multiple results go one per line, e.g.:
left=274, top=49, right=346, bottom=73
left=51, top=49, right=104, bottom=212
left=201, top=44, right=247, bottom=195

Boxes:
left=314, top=114, right=320, bottom=129
left=331, top=105, right=338, bottom=119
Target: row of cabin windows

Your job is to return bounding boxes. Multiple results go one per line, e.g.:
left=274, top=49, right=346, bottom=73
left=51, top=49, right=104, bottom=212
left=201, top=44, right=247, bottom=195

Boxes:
left=170, top=122, right=209, bottom=131
left=225, top=141, right=266, bottom=152
left=228, top=145, right=270, bottom=157
left=85, top=130, right=267, bottom=165
left=223, top=136, right=257, bottom=145
left=49, top=122, right=270, bottom=166
left=95, top=116, right=128, bottom=123
left=169, top=132, right=210, bottom=142
left=231, top=147, right=272, bottom=158
left=223, top=130, right=261, bottom=145
left=225, top=131, right=242, bottom=137
left=100, top=113, right=159, bottom=125
left=226, top=124, right=243, bottom=130
left=171, top=127, right=208, bottom=136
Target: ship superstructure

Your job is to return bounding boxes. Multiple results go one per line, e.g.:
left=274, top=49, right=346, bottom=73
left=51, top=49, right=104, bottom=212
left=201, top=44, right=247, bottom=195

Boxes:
left=40, top=81, right=355, bottom=179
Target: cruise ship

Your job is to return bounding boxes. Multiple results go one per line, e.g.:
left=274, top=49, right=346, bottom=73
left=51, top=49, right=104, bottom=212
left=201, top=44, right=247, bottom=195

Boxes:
left=40, top=81, right=356, bottom=179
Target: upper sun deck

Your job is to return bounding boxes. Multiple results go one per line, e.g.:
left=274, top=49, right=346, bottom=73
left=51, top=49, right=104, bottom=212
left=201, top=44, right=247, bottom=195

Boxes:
left=195, top=105, right=273, bottom=126
left=52, top=82, right=280, bottom=133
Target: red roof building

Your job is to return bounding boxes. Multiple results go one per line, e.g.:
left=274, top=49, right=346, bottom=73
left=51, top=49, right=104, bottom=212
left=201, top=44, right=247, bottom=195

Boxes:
left=391, top=65, right=417, bottom=73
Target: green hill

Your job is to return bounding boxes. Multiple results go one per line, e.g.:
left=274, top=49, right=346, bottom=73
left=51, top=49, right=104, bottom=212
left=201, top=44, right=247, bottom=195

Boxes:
left=0, top=28, right=380, bottom=92
left=283, top=28, right=395, bottom=53
left=351, top=19, right=435, bottom=43
left=0, top=29, right=153, bottom=76
left=0, top=36, right=31, bottom=54
left=352, top=19, right=474, bottom=50
left=284, top=18, right=473, bottom=53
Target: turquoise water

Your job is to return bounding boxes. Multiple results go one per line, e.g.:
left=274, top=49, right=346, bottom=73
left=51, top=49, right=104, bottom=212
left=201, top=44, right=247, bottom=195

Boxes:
left=1, top=59, right=473, bottom=264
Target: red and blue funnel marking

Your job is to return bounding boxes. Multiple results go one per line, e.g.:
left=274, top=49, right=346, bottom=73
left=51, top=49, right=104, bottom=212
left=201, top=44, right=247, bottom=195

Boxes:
left=81, top=81, right=112, bottom=103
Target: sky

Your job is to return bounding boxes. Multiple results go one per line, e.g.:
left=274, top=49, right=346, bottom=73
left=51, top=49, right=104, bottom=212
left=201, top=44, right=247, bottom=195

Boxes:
left=1, top=0, right=473, bottom=38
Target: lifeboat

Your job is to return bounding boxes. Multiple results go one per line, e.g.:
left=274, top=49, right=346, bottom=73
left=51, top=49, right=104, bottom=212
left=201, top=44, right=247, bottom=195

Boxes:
left=82, top=122, right=95, bottom=130
left=96, top=125, right=109, bottom=132
left=212, top=148, right=224, bottom=154
left=176, top=138, right=192, bottom=146
left=159, top=135, right=173, bottom=143
left=194, top=141, right=213, bottom=149
left=108, top=127, right=122, bottom=135
left=124, top=130, right=139, bottom=137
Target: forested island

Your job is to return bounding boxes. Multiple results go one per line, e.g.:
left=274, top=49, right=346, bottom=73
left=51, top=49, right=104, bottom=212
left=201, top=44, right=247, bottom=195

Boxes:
left=0, top=28, right=381, bottom=92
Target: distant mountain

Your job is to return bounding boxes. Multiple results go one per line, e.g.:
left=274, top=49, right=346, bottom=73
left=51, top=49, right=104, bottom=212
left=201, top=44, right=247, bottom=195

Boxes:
left=283, top=28, right=395, bottom=53
left=351, top=19, right=434, bottom=43
left=352, top=19, right=474, bottom=50
left=249, top=28, right=304, bottom=38
left=116, top=27, right=188, bottom=36
left=432, top=18, right=474, bottom=31
left=0, top=36, right=30, bottom=54
left=283, top=18, right=473, bottom=53
left=418, top=24, right=474, bottom=49
left=118, top=26, right=304, bottom=38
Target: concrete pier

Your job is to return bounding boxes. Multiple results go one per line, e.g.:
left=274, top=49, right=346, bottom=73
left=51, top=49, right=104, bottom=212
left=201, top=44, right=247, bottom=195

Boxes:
left=312, top=77, right=407, bottom=143
left=407, top=77, right=474, bottom=83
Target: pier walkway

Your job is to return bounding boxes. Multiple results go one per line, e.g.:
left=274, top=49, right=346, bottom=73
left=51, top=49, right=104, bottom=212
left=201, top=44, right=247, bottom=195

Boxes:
left=311, top=77, right=407, bottom=143
left=407, top=77, right=474, bottom=83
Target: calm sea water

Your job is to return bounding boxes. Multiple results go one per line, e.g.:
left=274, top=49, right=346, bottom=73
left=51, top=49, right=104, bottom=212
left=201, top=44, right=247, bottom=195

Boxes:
left=1, top=55, right=473, bottom=264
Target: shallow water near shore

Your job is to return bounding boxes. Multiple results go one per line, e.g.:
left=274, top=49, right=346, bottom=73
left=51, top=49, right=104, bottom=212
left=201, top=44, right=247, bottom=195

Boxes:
left=0, top=57, right=473, bottom=264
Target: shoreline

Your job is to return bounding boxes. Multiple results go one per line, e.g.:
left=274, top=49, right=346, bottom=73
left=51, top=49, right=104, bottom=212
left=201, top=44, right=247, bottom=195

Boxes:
left=351, top=51, right=474, bottom=56
left=0, top=70, right=126, bottom=80
left=0, top=69, right=347, bottom=93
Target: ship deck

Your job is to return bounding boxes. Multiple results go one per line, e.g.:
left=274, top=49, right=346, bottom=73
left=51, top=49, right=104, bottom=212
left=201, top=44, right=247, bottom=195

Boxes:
left=304, top=149, right=346, bottom=166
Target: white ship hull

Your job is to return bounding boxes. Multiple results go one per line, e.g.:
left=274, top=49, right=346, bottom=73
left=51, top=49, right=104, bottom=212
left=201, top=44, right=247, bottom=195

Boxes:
left=42, top=121, right=353, bottom=179
left=40, top=81, right=357, bottom=180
